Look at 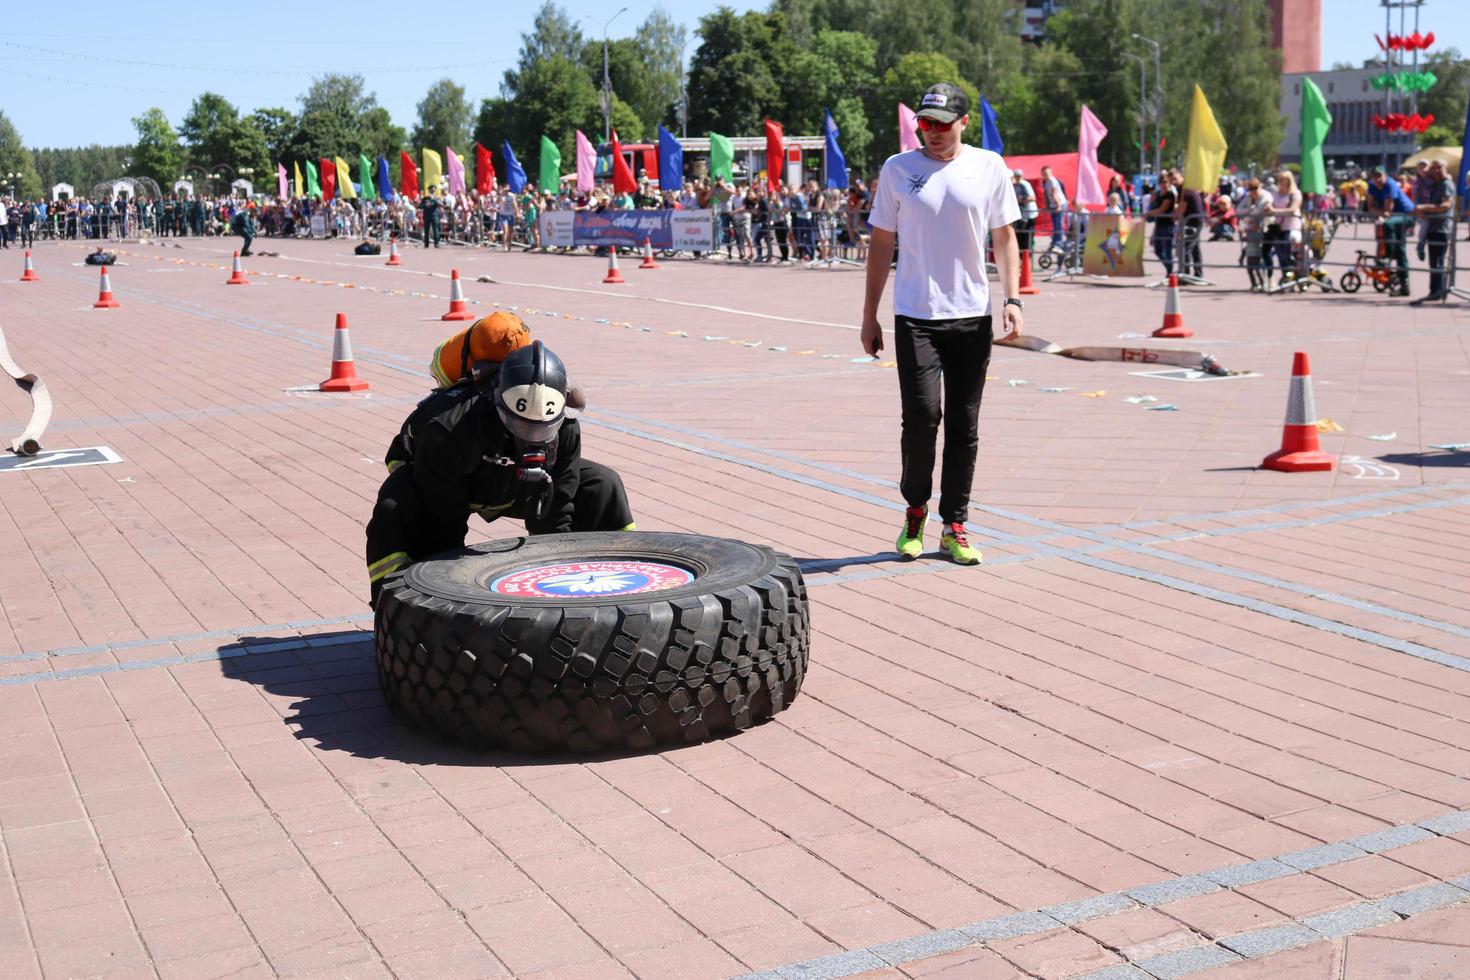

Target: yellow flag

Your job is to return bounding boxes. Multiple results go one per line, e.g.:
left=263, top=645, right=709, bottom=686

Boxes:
left=422, top=148, right=444, bottom=196
left=334, top=156, right=357, bottom=199
left=1183, top=85, right=1228, bottom=191
left=293, top=160, right=304, bottom=198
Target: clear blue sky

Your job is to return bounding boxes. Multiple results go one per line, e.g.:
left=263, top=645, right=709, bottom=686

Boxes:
left=5, top=0, right=1465, bottom=148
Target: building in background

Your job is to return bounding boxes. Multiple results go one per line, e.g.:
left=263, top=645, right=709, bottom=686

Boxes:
left=1269, top=0, right=1322, bottom=74
left=1278, top=65, right=1414, bottom=172
left=1020, top=0, right=1065, bottom=42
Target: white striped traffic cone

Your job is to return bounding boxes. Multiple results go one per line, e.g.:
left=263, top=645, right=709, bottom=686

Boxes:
left=385, top=238, right=402, bottom=266
left=1261, top=352, right=1333, bottom=472
left=226, top=251, right=249, bottom=285
left=603, top=250, right=624, bottom=284
left=1152, top=275, right=1192, bottom=338
left=442, top=268, right=474, bottom=321
left=639, top=237, right=659, bottom=269
left=319, top=313, right=370, bottom=392
left=20, top=250, right=38, bottom=282
left=93, top=266, right=119, bottom=308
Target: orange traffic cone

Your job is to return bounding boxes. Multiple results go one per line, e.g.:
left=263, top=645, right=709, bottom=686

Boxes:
left=639, top=237, right=659, bottom=270
left=1018, top=249, right=1039, bottom=295
left=226, top=251, right=249, bottom=285
left=385, top=238, right=402, bottom=266
left=319, top=314, right=370, bottom=392
left=603, top=250, right=624, bottom=284
left=19, top=250, right=38, bottom=282
left=93, top=266, right=119, bottom=308
left=1152, top=275, right=1192, bottom=338
left=442, top=268, right=474, bottom=321
left=1261, top=352, right=1334, bottom=472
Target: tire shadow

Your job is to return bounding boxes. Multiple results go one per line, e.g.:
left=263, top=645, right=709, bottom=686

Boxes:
left=217, top=629, right=731, bottom=767
left=1377, top=450, right=1470, bottom=468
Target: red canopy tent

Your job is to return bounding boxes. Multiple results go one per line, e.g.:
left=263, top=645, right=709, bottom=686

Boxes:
left=1006, top=152, right=1124, bottom=234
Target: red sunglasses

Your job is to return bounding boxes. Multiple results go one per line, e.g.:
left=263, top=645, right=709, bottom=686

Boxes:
left=917, top=117, right=957, bottom=132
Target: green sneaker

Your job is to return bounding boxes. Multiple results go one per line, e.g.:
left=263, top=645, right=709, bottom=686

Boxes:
left=940, top=523, right=982, bottom=565
left=895, top=506, right=926, bottom=559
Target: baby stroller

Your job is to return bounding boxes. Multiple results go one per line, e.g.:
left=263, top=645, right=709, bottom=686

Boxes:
left=1274, top=213, right=1338, bottom=293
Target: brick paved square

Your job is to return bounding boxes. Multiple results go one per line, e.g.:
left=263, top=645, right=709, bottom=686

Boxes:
left=5, top=237, right=1470, bottom=978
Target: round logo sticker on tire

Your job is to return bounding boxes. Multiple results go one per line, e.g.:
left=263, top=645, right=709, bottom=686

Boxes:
left=489, top=560, right=694, bottom=598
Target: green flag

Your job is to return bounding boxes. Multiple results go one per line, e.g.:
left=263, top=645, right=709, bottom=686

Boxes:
left=305, top=159, right=321, bottom=197
left=1299, top=77, right=1332, bottom=196
left=359, top=153, right=376, bottom=200
left=710, top=132, right=734, bottom=181
left=539, top=135, right=562, bottom=192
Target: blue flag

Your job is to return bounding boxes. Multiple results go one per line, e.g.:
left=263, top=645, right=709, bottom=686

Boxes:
left=657, top=125, right=683, bottom=190
left=375, top=156, right=395, bottom=202
left=1460, top=97, right=1470, bottom=197
left=503, top=141, right=527, bottom=193
left=823, top=109, right=848, bottom=189
left=980, top=96, right=1003, bottom=155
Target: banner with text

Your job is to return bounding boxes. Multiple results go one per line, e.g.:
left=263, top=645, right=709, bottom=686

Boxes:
left=538, top=209, right=716, bottom=250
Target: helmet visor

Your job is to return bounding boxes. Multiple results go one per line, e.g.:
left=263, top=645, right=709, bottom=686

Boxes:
left=498, top=403, right=563, bottom=445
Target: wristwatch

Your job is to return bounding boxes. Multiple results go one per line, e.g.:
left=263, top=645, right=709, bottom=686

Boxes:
left=1004, top=298, right=1025, bottom=310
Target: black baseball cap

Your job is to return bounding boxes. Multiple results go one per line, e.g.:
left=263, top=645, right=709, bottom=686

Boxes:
left=915, top=83, right=969, bottom=124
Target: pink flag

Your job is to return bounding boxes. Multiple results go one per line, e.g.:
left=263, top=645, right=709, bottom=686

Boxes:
left=446, top=146, right=467, bottom=196
left=898, top=102, right=921, bottom=152
left=575, top=129, right=596, bottom=193
left=277, top=162, right=287, bottom=200
left=1075, top=104, right=1109, bottom=209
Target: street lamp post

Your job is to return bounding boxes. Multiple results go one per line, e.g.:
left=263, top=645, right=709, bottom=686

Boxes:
left=679, top=36, right=697, bottom=139
left=1123, top=53, right=1147, bottom=179
left=586, top=7, right=629, bottom=143
left=1132, top=33, right=1162, bottom=177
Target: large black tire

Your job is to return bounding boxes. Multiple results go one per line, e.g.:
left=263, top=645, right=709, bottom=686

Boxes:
left=374, top=532, right=809, bottom=752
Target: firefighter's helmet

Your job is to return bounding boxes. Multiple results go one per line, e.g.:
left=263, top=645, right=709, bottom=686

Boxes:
left=494, top=340, right=569, bottom=445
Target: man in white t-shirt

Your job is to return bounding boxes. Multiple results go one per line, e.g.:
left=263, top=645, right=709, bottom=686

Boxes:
left=862, top=82, right=1023, bottom=566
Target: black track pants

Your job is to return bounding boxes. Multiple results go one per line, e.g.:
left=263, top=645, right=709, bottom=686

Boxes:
left=366, top=459, right=633, bottom=606
left=894, top=315, right=993, bottom=526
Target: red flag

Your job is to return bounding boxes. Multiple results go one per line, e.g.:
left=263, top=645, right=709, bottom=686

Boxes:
left=320, top=158, right=336, bottom=201
left=764, top=119, right=784, bottom=192
left=400, top=150, right=419, bottom=200
left=475, top=142, right=495, bottom=194
left=610, top=130, right=637, bottom=194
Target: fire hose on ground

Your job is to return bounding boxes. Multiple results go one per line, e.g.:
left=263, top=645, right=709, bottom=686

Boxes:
left=0, top=323, right=51, bottom=456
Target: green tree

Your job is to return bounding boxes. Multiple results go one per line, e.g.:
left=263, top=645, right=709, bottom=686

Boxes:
left=505, top=2, right=586, bottom=97
left=247, top=107, right=297, bottom=162
left=1417, top=48, right=1470, bottom=147
left=633, top=7, right=688, bottom=132
left=1019, top=0, right=1134, bottom=166
left=30, top=145, right=132, bottom=194
left=1125, top=0, right=1281, bottom=170
left=0, top=112, right=43, bottom=199
left=285, top=74, right=401, bottom=165
left=583, top=38, right=648, bottom=140
left=411, top=78, right=473, bottom=153
left=485, top=55, right=601, bottom=169
left=784, top=31, right=878, bottom=166
left=179, top=92, right=239, bottom=162
left=686, top=8, right=797, bottom=136
left=131, top=108, right=184, bottom=189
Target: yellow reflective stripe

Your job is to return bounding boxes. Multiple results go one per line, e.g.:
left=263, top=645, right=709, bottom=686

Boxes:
left=470, top=501, right=515, bottom=513
left=386, top=459, right=405, bottom=473
left=429, top=340, right=452, bottom=388
left=367, top=551, right=410, bottom=582
left=620, top=522, right=637, bottom=531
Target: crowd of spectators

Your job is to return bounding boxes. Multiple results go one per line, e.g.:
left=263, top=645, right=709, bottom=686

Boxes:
left=3, top=156, right=1457, bottom=300
left=1014, top=159, right=1460, bottom=301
